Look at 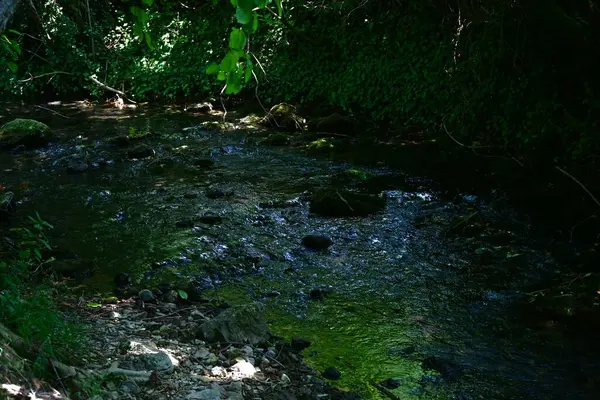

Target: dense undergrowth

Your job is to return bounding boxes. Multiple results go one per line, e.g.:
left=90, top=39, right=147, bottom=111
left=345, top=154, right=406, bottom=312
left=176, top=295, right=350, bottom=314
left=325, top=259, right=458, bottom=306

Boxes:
left=0, top=213, right=84, bottom=380
left=2, top=0, right=600, bottom=169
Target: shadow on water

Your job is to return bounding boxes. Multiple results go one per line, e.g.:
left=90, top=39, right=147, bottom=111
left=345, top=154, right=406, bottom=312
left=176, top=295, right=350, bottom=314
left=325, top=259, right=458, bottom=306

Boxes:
left=1, top=103, right=598, bottom=399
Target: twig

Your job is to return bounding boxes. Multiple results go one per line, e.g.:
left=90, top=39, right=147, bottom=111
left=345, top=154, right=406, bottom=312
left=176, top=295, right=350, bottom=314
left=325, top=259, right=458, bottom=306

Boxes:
left=143, top=307, right=196, bottom=321
left=34, top=105, right=70, bottom=119
left=336, top=191, right=355, bottom=212
left=555, top=166, right=600, bottom=208
left=48, top=359, right=68, bottom=395
left=19, top=71, right=72, bottom=83
left=266, top=355, right=285, bottom=367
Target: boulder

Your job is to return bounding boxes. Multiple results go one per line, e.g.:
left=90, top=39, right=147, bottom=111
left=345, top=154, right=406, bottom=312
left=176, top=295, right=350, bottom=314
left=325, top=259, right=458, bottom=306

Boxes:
left=127, top=144, right=154, bottom=159
left=308, top=113, right=358, bottom=135
left=259, top=103, right=304, bottom=132
left=302, top=235, right=333, bottom=250
left=260, top=133, right=290, bottom=146
left=310, top=189, right=386, bottom=217
left=198, top=302, right=269, bottom=345
left=0, top=119, right=52, bottom=149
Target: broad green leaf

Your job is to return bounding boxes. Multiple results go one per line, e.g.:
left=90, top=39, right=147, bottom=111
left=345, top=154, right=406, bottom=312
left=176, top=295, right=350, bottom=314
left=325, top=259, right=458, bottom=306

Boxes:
left=217, top=71, right=227, bottom=81
left=87, top=302, right=102, bottom=308
left=231, top=0, right=239, bottom=6
left=177, top=290, right=188, bottom=300
left=252, top=13, right=259, bottom=33
left=220, top=50, right=240, bottom=72
left=254, top=0, right=268, bottom=7
left=142, top=0, right=153, bottom=5
left=235, top=6, right=252, bottom=24
left=229, top=28, right=247, bottom=50
left=144, top=32, right=153, bottom=47
left=275, top=0, right=283, bottom=16
left=206, top=63, right=220, bottom=74
left=7, top=29, right=22, bottom=36
left=6, top=62, right=17, bottom=73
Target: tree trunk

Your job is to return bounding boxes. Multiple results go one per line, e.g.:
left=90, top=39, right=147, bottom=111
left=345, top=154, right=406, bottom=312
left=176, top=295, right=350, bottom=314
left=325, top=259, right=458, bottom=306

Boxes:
left=0, top=0, right=20, bottom=34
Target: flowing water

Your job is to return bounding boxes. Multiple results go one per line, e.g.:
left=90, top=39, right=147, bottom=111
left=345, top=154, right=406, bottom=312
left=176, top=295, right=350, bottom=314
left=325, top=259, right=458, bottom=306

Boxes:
left=0, top=104, right=596, bottom=399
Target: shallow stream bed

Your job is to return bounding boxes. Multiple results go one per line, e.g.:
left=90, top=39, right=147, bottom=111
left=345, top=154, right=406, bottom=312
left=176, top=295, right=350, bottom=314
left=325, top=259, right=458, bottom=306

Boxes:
left=0, top=104, right=597, bottom=399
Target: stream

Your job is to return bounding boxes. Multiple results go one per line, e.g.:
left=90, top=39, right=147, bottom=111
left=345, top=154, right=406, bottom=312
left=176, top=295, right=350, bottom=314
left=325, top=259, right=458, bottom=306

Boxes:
left=0, top=103, right=596, bottom=399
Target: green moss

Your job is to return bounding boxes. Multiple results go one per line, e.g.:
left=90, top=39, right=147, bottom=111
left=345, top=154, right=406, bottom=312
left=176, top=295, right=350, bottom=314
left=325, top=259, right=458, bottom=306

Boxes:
left=0, top=119, right=52, bottom=149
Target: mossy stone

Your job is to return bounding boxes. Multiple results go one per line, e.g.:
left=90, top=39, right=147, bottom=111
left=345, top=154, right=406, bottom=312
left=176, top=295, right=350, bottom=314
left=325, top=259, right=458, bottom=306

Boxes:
left=0, top=119, right=52, bottom=149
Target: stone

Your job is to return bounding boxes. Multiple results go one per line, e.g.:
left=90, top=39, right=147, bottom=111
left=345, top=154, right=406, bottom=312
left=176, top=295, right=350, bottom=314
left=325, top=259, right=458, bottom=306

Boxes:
left=193, top=158, right=215, bottom=168
left=302, top=235, right=333, bottom=250
left=199, top=214, right=222, bottom=225
left=120, top=350, right=173, bottom=373
left=120, top=380, right=140, bottom=394
left=260, top=133, right=290, bottom=146
left=0, top=191, right=16, bottom=220
left=291, top=337, right=312, bottom=352
left=322, top=366, right=341, bottom=380
left=206, top=189, right=226, bottom=199
left=0, top=119, right=52, bottom=149
left=138, top=289, right=154, bottom=302
left=184, top=192, right=199, bottom=199
left=176, top=219, right=195, bottom=228
left=230, top=360, right=256, bottom=378
left=127, top=144, right=154, bottom=159
left=310, top=189, right=386, bottom=217
left=198, top=302, right=269, bottom=345
left=185, top=389, right=221, bottom=400
left=379, top=378, right=401, bottom=389
left=259, top=103, right=304, bottom=132
left=66, top=153, right=89, bottom=173
left=163, top=289, right=179, bottom=303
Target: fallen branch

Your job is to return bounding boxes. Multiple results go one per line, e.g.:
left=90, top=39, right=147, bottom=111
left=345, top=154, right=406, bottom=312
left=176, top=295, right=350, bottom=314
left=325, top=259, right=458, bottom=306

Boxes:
left=555, top=166, right=600, bottom=208
left=34, top=105, right=70, bottom=119
left=88, top=75, right=136, bottom=104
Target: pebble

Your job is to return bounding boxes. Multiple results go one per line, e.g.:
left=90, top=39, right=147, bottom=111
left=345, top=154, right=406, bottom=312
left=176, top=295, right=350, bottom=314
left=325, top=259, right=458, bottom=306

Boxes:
left=323, top=366, right=341, bottom=380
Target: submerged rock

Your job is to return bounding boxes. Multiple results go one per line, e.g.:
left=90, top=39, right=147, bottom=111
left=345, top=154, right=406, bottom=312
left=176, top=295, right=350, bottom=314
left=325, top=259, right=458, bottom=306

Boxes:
left=310, top=189, right=386, bottom=217
left=0, top=119, right=52, bottom=149
left=291, top=337, right=311, bottom=352
left=323, top=366, right=341, bottom=380
left=66, top=153, right=89, bottom=173
left=138, top=289, right=154, bottom=302
left=260, top=133, right=290, bottom=146
left=0, top=191, right=16, bottom=220
left=302, top=234, right=333, bottom=250
left=198, top=302, right=268, bottom=345
left=199, top=214, right=223, bottom=225
left=127, top=144, right=154, bottom=159
left=193, top=158, right=215, bottom=168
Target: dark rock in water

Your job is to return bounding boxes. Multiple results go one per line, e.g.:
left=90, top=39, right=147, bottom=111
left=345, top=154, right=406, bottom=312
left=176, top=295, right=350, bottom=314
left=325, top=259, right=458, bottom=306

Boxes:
left=66, top=154, right=89, bottom=173
left=379, top=378, right=401, bottom=389
left=206, top=189, right=226, bottom=199
left=422, top=356, right=461, bottom=380
left=138, top=289, right=154, bottom=302
left=114, top=272, right=132, bottom=288
left=193, top=158, right=215, bottom=168
left=0, top=119, right=52, bottom=149
left=183, top=192, right=198, bottom=199
left=302, top=234, right=333, bottom=250
left=198, top=302, right=268, bottom=344
left=127, top=144, right=154, bottom=159
left=323, top=366, right=341, bottom=380
left=265, top=290, right=281, bottom=298
left=199, top=214, right=222, bottom=225
left=107, top=135, right=131, bottom=147
left=0, top=191, right=16, bottom=220
left=308, top=113, right=358, bottom=135
left=259, top=103, right=304, bottom=132
left=309, top=288, right=328, bottom=300
left=310, top=189, right=385, bottom=217
left=260, top=133, right=290, bottom=146
left=175, top=219, right=195, bottom=228
left=291, top=337, right=312, bottom=352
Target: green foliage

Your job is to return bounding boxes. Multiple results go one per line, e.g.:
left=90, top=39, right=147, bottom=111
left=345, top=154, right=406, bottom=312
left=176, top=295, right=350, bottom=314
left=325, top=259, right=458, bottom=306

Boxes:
left=0, top=213, right=84, bottom=365
left=0, top=30, right=21, bottom=73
